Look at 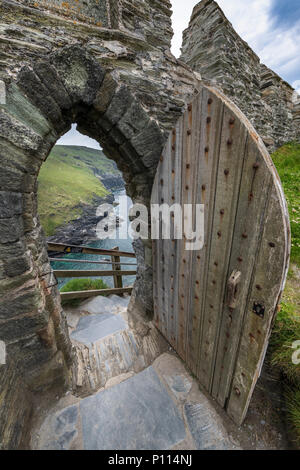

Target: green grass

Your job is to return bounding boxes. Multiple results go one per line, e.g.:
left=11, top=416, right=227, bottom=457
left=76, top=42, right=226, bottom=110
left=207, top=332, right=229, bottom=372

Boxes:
left=271, top=142, right=300, bottom=446
left=272, top=142, right=300, bottom=265
left=286, top=389, right=300, bottom=446
left=270, top=278, right=300, bottom=386
left=37, top=145, right=121, bottom=236
left=61, top=278, right=109, bottom=307
left=269, top=269, right=300, bottom=446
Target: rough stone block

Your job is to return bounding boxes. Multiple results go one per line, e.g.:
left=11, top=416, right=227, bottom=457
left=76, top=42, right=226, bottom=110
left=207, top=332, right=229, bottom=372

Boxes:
left=0, top=286, right=41, bottom=320
left=93, top=73, right=118, bottom=114
left=17, top=67, right=66, bottom=134
left=28, top=350, right=69, bottom=392
left=104, top=85, right=135, bottom=125
left=50, top=46, right=105, bottom=106
left=117, top=100, right=150, bottom=139
left=0, top=216, right=24, bottom=243
left=131, top=120, right=165, bottom=168
left=0, top=139, right=41, bottom=176
left=6, top=83, right=53, bottom=138
left=0, top=110, right=42, bottom=152
left=4, top=254, right=31, bottom=278
left=0, top=192, right=22, bottom=218
left=108, top=126, right=126, bottom=145
left=119, top=141, right=146, bottom=174
left=0, top=163, right=23, bottom=193
left=0, top=360, right=32, bottom=450
left=23, top=213, right=37, bottom=233
left=0, top=308, right=50, bottom=342
left=34, top=62, right=72, bottom=110
left=6, top=333, right=56, bottom=378
left=0, top=240, right=26, bottom=261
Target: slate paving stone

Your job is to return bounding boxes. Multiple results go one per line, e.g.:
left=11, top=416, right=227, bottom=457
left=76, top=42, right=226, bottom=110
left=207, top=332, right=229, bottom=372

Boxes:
left=37, top=405, right=79, bottom=450
left=80, top=366, right=186, bottom=450
left=71, top=312, right=127, bottom=345
left=184, top=402, right=230, bottom=450
left=165, top=374, right=192, bottom=400
left=78, top=295, right=130, bottom=315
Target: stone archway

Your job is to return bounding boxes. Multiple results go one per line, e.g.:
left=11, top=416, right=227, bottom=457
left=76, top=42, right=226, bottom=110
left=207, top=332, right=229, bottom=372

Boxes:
left=0, top=45, right=165, bottom=403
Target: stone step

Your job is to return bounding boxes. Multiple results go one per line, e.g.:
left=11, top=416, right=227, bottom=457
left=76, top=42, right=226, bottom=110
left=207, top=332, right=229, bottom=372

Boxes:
left=32, top=355, right=237, bottom=450
left=68, top=295, right=167, bottom=397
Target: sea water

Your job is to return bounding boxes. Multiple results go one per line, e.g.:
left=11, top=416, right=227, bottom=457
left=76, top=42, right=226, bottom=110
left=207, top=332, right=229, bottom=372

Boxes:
left=51, top=189, right=136, bottom=289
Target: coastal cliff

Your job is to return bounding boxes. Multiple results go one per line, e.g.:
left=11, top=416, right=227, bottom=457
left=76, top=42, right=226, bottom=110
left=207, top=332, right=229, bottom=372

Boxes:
left=38, top=144, right=125, bottom=245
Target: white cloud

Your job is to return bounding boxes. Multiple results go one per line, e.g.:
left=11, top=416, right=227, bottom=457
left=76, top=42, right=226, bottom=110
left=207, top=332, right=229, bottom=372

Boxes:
left=217, top=0, right=272, bottom=46
left=171, top=0, right=198, bottom=58
left=57, top=124, right=101, bottom=149
left=170, top=0, right=300, bottom=85
left=293, top=80, right=300, bottom=93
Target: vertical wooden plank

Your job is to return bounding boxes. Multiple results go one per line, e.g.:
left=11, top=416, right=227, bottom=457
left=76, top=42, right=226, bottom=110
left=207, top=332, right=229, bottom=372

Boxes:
left=185, top=89, right=224, bottom=375
left=171, top=118, right=184, bottom=350
left=161, top=132, right=172, bottom=340
left=151, top=155, right=161, bottom=329
left=226, top=183, right=289, bottom=424
left=167, top=120, right=182, bottom=349
left=177, top=102, right=194, bottom=361
left=211, top=137, right=272, bottom=405
left=197, top=103, right=248, bottom=392
left=155, top=153, right=165, bottom=334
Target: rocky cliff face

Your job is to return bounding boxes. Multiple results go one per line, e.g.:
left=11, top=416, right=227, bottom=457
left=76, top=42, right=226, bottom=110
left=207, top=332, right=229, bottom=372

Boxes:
left=99, top=173, right=124, bottom=191
left=46, top=194, right=115, bottom=247
left=181, top=0, right=300, bottom=152
left=37, top=144, right=125, bottom=241
left=45, top=175, right=124, bottom=247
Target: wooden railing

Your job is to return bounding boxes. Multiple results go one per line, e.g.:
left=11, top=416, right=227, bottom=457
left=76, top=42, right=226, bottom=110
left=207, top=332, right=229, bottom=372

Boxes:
left=47, top=243, right=136, bottom=300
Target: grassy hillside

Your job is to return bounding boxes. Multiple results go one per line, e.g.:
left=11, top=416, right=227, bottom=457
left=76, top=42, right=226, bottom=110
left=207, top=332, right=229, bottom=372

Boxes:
left=272, top=142, right=300, bottom=265
left=271, top=142, right=300, bottom=446
left=38, top=145, right=121, bottom=236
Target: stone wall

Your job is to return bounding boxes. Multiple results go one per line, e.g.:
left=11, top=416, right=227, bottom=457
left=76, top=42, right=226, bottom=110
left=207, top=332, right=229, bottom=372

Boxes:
left=17, top=0, right=110, bottom=27
left=0, top=0, right=200, bottom=448
left=181, top=0, right=299, bottom=152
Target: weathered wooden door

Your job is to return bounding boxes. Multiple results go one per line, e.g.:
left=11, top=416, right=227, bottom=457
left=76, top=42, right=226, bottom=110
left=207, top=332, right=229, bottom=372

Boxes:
left=151, top=85, right=290, bottom=425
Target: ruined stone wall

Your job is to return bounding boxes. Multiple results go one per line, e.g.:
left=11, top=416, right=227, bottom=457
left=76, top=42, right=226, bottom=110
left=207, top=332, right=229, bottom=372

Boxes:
left=0, top=0, right=199, bottom=448
left=1, top=0, right=197, bottom=131
left=180, top=0, right=299, bottom=152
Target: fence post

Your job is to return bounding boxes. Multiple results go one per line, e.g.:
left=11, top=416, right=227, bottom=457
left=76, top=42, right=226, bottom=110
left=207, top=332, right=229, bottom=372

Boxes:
left=111, top=246, right=123, bottom=290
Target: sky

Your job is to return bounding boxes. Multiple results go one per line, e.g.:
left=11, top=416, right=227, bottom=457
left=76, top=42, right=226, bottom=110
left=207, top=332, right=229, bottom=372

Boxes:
left=59, top=0, right=300, bottom=146
left=171, top=0, right=300, bottom=91
left=58, top=124, right=100, bottom=149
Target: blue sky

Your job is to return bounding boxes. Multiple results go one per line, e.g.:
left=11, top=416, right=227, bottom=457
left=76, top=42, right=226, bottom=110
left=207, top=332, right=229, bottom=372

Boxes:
left=271, top=0, right=300, bottom=28
left=59, top=0, right=300, bottom=147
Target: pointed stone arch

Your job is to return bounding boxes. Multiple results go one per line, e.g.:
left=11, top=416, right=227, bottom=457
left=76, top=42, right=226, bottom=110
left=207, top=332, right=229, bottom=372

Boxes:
left=0, top=45, right=166, bottom=402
